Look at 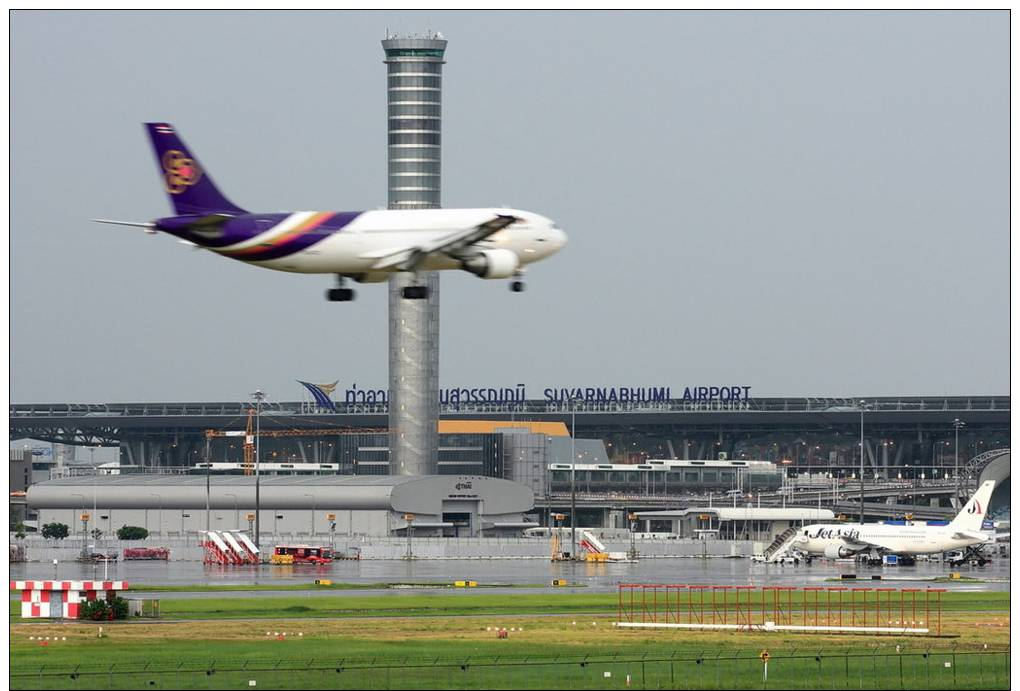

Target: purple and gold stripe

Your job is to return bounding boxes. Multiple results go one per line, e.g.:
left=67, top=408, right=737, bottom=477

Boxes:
left=213, top=211, right=362, bottom=262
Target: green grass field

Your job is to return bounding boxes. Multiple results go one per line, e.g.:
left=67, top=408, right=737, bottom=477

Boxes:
left=13, top=589, right=1002, bottom=622
left=10, top=590, right=1010, bottom=689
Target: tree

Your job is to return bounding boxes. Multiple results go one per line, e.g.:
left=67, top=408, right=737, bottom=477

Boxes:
left=14, top=522, right=27, bottom=541
left=116, top=525, right=149, bottom=541
left=41, top=523, right=69, bottom=540
left=78, top=596, right=129, bottom=621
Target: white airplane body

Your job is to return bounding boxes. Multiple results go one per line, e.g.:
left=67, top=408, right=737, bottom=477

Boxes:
left=795, top=480, right=997, bottom=558
left=95, top=124, right=567, bottom=301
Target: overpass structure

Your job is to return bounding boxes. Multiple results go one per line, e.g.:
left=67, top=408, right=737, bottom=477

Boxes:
left=9, top=396, right=1008, bottom=477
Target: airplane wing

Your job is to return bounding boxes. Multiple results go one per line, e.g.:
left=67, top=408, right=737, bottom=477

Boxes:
left=836, top=535, right=897, bottom=553
left=368, top=214, right=519, bottom=271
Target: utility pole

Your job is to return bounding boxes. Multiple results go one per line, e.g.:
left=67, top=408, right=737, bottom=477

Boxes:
left=251, top=389, right=265, bottom=551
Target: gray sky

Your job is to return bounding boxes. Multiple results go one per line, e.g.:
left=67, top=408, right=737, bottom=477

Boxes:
left=10, top=10, right=1009, bottom=403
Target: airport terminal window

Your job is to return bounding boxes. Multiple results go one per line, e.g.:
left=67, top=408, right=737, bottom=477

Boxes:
left=389, top=119, right=440, bottom=132
left=389, top=132, right=441, bottom=146
left=385, top=48, right=446, bottom=58
left=702, top=471, right=718, bottom=483
left=390, top=105, right=442, bottom=118
left=388, top=89, right=441, bottom=101
left=390, top=161, right=441, bottom=175
left=720, top=471, right=734, bottom=483
left=626, top=471, right=639, bottom=483
left=389, top=102, right=441, bottom=113
left=684, top=471, right=699, bottom=483
left=667, top=472, right=683, bottom=483
left=389, top=61, right=442, bottom=73
left=390, top=175, right=439, bottom=189
left=389, top=75, right=442, bottom=88
left=610, top=472, right=624, bottom=483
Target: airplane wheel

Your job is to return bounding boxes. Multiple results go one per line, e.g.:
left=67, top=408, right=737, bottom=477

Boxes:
left=402, top=286, right=429, bottom=300
left=510, top=281, right=525, bottom=293
left=326, top=288, right=356, bottom=302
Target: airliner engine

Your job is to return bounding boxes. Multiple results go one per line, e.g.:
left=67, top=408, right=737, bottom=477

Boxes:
left=461, top=249, right=519, bottom=279
left=823, top=544, right=855, bottom=559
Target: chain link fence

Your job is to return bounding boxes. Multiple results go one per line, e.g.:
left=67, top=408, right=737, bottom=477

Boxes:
left=11, top=646, right=1009, bottom=689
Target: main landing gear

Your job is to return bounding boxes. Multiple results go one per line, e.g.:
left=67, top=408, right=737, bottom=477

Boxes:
left=326, top=276, right=356, bottom=302
left=510, top=270, right=526, bottom=293
left=402, top=285, right=430, bottom=300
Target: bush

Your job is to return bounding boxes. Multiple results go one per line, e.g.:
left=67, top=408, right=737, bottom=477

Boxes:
left=116, top=525, right=149, bottom=540
left=41, top=522, right=69, bottom=540
left=78, top=596, right=129, bottom=621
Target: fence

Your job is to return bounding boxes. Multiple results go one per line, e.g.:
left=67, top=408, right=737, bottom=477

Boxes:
left=618, top=584, right=946, bottom=636
left=10, top=647, right=1009, bottom=689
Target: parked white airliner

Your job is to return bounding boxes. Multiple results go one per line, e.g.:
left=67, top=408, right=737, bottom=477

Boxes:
left=795, top=480, right=997, bottom=559
left=94, top=123, right=567, bottom=301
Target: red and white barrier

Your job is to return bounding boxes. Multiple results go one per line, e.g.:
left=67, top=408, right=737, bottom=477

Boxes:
left=11, top=580, right=128, bottom=619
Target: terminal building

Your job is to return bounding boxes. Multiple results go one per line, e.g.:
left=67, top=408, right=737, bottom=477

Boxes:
left=12, top=395, right=1010, bottom=534
left=27, top=474, right=535, bottom=539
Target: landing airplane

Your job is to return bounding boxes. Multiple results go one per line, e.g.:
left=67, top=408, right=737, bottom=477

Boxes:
left=795, top=480, right=998, bottom=560
left=94, top=123, right=567, bottom=301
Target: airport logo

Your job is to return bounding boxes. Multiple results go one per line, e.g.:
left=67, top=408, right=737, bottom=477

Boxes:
left=162, top=149, right=202, bottom=194
left=967, top=500, right=982, bottom=515
left=455, top=481, right=473, bottom=490
left=298, top=380, right=338, bottom=412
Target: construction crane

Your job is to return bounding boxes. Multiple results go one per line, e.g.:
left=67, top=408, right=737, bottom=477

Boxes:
left=205, top=417, right=388, bottom=474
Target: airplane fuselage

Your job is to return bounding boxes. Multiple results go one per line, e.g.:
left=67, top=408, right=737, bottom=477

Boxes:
left=797, top=523, right=985, bottom=557
left=156, top=207, right=566, bottom=276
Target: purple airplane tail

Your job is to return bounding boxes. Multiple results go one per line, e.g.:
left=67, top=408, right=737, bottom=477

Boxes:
left=144, top=123, right=247, bottom=216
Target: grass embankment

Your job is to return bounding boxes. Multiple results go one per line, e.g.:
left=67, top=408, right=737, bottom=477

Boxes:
left=113, top=589, right=1012, bottom=621
left=10, top=608, right=1011, bottom=690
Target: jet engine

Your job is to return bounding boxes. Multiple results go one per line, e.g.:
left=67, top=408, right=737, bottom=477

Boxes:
left=823, top=544, right=855, bottom=559
left=461, top=249, right=519, bottom=279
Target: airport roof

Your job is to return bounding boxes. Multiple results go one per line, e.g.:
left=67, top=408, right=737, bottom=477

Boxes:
left=28, top=474, right=534, bottom=517
left=637, top=507, right=835, bottom=521
left=34, top=475, right=418, bottom=488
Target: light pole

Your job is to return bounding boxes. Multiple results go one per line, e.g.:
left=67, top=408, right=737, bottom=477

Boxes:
left=204, top=433, right=212, bottom=534
left=953, top=418, right=965, bottom=509
left=225, top=493, right=238, bottom=528
left=858, top=400, right=869, bottom=523
left=303, top=493, right=315, bottom=537
left=251, top=390, right=265, bottom=549
left=149, top=493, right=162, bottom=537
left=570, top=399, right=577, bottom=560
left=71, top=493, right=86, bottom=551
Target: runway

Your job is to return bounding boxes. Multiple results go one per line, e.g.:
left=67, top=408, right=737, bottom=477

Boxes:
left=10, top=557, right=1009, bottom=594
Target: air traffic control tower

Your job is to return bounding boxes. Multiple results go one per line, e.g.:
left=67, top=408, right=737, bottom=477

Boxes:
left=382, top=33, right=446, bottom=476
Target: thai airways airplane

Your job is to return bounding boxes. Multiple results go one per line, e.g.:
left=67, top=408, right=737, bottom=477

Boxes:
left=794, top=480, right=997, bottom=559
left=94, top=123, right=567, bottom=301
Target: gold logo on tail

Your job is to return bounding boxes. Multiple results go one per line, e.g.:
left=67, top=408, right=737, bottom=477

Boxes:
left=162, top=150, right=203, bottom=194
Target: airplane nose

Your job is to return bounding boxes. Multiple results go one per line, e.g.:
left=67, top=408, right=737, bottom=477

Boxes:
left=552, top=227, right=568, bottom=250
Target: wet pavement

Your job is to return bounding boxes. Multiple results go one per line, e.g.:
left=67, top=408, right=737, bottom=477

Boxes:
left=10, top=557, right=1009, bottom=594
